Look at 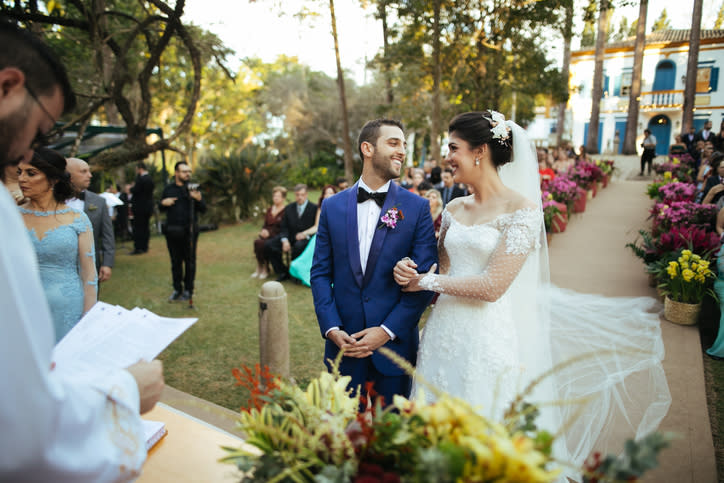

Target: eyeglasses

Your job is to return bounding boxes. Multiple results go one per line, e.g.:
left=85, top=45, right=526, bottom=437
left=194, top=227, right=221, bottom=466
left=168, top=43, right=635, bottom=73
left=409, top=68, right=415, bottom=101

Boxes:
left=25, top=84, right=62, bottom=149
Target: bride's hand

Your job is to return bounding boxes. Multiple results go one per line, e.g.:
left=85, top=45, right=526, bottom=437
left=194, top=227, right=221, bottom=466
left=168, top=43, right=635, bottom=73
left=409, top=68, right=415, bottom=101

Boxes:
left=402, top=263, right=438, bottom=293
left=394, top=257, right=418, bottom=286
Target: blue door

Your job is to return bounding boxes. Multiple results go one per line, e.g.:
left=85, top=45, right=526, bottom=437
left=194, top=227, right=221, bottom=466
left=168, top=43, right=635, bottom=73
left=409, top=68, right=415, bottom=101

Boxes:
left=614, top=120, right=627, bottom=154
left=583, top=122, right=603, bottom=153
left=648, top=115, right=671, bottom=156
left=653, top=61, right=676, bottom=91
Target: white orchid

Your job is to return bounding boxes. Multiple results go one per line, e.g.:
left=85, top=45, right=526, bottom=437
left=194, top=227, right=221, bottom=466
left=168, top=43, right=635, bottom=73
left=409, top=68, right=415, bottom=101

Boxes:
left=485, top=110, right=510, bottom=142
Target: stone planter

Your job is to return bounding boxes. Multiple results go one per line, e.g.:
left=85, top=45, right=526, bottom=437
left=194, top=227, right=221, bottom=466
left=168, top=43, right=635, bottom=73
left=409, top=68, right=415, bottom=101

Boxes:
left=664, top=296, right=702, bottom=325
left=601, top=175, right=609, bottom=188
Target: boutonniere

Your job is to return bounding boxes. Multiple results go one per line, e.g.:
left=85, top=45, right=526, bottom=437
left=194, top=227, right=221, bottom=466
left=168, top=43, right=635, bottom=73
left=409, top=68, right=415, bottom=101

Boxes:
left=88, top=204, right=98, bottom=211
left=378, top=205, right=404, bottom=229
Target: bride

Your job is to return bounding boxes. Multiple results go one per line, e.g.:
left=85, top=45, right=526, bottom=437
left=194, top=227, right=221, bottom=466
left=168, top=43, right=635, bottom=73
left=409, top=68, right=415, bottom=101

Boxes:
left=393, top=111, right=671, bottom=471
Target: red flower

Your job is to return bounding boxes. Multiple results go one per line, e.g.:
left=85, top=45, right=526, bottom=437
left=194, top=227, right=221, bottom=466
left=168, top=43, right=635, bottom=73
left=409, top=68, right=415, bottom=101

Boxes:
left=231, top=363, right=280, bottom=412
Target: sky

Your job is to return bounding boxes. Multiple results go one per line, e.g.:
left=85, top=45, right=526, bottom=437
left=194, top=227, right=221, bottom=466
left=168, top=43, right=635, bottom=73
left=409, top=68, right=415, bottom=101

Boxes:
left=182, top=0, right=724, bottom=84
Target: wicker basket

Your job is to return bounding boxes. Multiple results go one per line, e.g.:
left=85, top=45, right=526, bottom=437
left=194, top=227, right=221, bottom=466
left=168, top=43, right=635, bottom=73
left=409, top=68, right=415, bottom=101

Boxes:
left=664, top=296, right=702, bottom=325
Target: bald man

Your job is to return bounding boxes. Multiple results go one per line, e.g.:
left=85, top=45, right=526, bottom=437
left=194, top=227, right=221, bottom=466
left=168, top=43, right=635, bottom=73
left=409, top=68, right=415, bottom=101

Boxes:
left=66, top=157, right=115, bottom=282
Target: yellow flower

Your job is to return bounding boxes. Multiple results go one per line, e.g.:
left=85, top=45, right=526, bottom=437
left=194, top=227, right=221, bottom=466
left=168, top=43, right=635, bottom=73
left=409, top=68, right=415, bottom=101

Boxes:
left=692, top=262, right=699, bottom=270
left=681, top=249, right=692, bottom=257
left=664, top=172, right=672, bottom=180
left=547, top=193, right=553, bottom=200
left=696, top=274, right=706, bottom=283
left=672, top=158, right=680, bottom=165
left=682, top=269, right=695, bottom=282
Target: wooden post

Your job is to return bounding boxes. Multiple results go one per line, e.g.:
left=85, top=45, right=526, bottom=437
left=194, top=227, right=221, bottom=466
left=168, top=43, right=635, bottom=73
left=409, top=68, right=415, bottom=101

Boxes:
left=258, top=281, right=289, bottom=378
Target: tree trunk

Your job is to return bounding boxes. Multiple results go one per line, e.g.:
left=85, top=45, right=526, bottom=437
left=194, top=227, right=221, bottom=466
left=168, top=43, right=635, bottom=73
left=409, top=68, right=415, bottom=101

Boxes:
left=623, top=0, right=648, bottom=154
left=378, top=0, right=393, bottom=106
left=556, top=1, right=573, bottom=146
left=430, top=0, right=442, bottom=163
left=682, top=0, right=704, bottom=133
left=587, top=0, right=610, bottom=155
left=329, top=0, right=355, bottom=182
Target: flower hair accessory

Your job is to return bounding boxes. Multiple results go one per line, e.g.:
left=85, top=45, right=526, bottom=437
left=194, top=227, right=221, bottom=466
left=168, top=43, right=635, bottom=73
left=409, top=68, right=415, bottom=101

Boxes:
left=483, top=110, right=511, bottom=145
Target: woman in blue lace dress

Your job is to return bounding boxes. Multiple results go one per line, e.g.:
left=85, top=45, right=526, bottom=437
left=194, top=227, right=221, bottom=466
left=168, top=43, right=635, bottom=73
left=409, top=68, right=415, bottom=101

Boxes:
left=17, top=148, right=97, bottom=342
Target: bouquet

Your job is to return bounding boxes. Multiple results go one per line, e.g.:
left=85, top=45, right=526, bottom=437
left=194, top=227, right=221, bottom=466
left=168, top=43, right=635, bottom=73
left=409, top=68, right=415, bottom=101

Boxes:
left=660, top=250, right=716, bottom=304
left=650, top=201, right=718, bottom=236
left=652, top=160, right=694, bottom=184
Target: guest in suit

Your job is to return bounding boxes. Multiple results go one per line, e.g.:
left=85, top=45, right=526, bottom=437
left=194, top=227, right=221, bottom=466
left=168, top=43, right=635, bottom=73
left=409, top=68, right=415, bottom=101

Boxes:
left=130, top=161, right=154, bottom=254
left=311, top=118, right=438, bottom=406
left=683, top=126, right=697, bottom=153
left=265, top=183, right=317, bottom=281
left=696, top=120, right=714, bottom=143
left=116, top=183, right=131, bottom=241
left=252, top=185, right=287, bottom=279
left=66, top=157, right=115, bottom=283
left=439, top=168, right=465, bottom=207
left=701, top=152, right=724, bottom=206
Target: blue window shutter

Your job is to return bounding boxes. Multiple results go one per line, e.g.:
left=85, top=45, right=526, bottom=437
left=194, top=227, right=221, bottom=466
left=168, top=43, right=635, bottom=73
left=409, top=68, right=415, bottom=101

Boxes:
left=711, top=67, right=719, bottom=92
left=602, top=75, right=609, bottom=98
left=613, top=75, right=621, bottom=96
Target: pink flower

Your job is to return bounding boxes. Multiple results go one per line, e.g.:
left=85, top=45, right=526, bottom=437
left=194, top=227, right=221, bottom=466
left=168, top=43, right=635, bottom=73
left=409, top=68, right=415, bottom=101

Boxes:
left=379, top=206, right=404, bottom=229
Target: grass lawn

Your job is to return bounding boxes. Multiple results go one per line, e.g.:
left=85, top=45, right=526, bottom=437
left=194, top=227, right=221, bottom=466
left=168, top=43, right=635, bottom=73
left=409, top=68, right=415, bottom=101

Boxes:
left=102, top=220, right=325, bottom=412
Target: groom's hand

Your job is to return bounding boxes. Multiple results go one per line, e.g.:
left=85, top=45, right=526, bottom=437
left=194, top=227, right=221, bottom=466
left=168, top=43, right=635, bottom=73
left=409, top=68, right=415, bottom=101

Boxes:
left=346, top=327, right=391, bottom=358
left=328, top=329, right=357, bottom=351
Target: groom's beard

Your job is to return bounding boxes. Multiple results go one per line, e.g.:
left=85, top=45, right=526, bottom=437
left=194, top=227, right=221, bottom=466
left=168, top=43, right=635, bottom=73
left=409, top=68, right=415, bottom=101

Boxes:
left=0, top=102, right=33, bottom=175
left=370, top=151, right=401, bottom=181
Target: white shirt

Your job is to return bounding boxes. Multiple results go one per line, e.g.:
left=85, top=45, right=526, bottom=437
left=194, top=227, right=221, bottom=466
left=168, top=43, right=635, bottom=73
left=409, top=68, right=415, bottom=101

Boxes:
left=0, top=184, right=146, bottom=481
left=66, top=196, right=84, bottom=211
left=357, top=178, right=390, bottom=274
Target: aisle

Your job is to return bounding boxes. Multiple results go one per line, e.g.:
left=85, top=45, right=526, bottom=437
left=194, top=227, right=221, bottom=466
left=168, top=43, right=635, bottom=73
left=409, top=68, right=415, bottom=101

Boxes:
left=548, top=178, right=717, bottom=482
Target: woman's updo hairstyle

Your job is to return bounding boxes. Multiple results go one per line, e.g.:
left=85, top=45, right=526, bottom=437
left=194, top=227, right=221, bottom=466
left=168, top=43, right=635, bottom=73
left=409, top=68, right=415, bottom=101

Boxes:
left=448, top=111, right=513, bottom=168
left=30, top=147, right=73, bottom=203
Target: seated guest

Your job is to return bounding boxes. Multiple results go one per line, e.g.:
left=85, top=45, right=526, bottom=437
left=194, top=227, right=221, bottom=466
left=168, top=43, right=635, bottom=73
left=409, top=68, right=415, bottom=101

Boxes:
left=252, top=186, right=287, bottom=279
left=289, top=184, right=337, bottom=286
left=538, top=150, right=556, bottom=184
left=669, top=134, right=688, bottom=155
left=552, top=146, right=574, bottom=173
left=335, top=176, right=349, bottom=192
left=425, top=189, right=443, bottom=238
left=408, top=168, right=425, bottom=195
left=265, top=184, right=317, bottom=282
left=400, top=166, right=414, bottom=189
left=17, top=148, right=97, bottom=342
left=701, top=153, right=724, bottom=206
left=575, top=145, right=590, bottom=164
left=417, top=180, right=433, bottom=198
left=429, top=166, right=443, bottom=189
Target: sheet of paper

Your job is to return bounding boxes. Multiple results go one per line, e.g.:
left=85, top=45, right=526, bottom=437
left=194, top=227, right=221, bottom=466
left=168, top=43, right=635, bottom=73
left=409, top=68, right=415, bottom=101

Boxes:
left=52, top=301, right=197, bottom=375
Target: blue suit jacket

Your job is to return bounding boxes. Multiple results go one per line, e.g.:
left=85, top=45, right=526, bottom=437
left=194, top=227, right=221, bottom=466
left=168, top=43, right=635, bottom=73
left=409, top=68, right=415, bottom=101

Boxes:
left=311, top=181, right=438, bottom=378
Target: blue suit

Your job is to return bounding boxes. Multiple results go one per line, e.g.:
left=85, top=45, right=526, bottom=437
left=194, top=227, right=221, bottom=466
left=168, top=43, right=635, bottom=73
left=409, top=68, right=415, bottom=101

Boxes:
left=311, top=181, right=438, bottom=403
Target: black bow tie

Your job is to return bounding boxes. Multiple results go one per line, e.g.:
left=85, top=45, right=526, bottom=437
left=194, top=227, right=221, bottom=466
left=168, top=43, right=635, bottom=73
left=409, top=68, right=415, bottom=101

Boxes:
left=77, top=191, right=85, bottom=201
left=357, top=187, right=386, bottom=207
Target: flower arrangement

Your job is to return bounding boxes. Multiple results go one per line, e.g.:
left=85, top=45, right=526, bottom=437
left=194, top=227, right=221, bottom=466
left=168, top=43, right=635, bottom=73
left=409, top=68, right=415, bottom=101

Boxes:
left=595, top=159, right=616, bottom=178
left=658, top=182, right=696, bottom=204
left=547, top=176, right=579, bottom=211
left=669, top=152, right=697, bottom=168
left=660, top=250, right=716, bottom=304
left=542, top=195, right=561, bottom=233
left=650, top=201, right=718, bottom=236
left=222, top=355, right=561, bottom=483
left=652, top=161, right=694, bottom=183
left=224, top=354, right=669, bottom=483
left=656, top=225, right=721, bottom=260
left=567, top=161, right=603, bottom=190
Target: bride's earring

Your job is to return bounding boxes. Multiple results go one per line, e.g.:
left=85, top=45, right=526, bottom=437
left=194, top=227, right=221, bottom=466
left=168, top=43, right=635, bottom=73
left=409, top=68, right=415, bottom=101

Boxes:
left=474, top=157, right=480, bottom=166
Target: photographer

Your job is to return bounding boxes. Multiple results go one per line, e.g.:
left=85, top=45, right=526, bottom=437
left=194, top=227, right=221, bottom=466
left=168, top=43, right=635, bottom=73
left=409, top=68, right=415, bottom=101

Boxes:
left=159, top=161, right=206, bottom=302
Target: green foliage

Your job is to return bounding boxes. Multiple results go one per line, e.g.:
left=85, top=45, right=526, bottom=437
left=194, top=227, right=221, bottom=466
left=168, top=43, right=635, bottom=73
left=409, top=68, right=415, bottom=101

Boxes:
left=651, top=8, right=671, bottom=32
left=626, top=229, right=660, bottom=265
left=583, top=432, right=674, bottom=482
left=284, top=147, right=345, bottom=189
left=196, top=146, right=284, bottom=223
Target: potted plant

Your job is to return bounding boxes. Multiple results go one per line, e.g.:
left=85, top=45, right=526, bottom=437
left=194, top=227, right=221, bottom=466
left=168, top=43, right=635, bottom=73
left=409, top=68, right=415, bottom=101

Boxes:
left=659, top=250, right=716, bottom=325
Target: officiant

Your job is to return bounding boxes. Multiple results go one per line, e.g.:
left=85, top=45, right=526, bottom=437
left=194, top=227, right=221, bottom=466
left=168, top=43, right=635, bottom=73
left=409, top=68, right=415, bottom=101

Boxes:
left=159, top=161, right=206, bottom=303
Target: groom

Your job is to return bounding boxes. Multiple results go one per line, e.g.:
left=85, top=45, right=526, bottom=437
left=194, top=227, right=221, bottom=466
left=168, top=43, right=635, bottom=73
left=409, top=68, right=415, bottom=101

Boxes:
left=311, top=119, right=438, bottom=405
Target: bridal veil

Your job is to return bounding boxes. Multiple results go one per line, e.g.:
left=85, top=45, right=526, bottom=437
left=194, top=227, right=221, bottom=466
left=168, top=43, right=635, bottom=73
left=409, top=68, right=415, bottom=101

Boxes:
left=499, top=121, right=671, bottom=470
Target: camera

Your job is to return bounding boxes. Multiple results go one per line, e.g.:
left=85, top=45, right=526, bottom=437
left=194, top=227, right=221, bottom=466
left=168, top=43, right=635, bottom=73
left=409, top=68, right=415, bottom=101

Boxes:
left=187, top=183, right=200, bottom=191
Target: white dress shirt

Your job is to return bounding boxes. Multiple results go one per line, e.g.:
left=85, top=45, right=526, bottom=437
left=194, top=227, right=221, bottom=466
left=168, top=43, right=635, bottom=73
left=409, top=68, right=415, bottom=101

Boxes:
left=0, top=184, right=146, bottom=481
left=357, top=178, right=390, bottom=274
left=66, top=196, right=84, bottom=211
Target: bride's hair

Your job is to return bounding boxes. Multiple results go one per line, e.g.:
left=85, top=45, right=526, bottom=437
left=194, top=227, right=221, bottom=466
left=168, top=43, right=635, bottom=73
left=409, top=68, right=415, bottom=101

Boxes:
left=448, top=111, right=513, bottom=168
left=30, top=147, right=73, bottom=202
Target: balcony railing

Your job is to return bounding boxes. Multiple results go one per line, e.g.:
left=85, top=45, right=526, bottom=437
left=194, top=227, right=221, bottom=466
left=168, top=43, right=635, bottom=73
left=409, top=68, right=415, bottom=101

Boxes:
left=639, top=90, right=684, bottom=109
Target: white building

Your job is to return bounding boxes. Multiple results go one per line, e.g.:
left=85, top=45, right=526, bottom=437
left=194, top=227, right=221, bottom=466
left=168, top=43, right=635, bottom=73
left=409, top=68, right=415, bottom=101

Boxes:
left=565, top=29, right=724, bottom=155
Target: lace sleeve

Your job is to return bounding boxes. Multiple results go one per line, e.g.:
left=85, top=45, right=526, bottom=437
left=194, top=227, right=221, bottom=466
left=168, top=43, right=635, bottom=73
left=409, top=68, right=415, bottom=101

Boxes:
left=418, top=208, right=542, bottom=301
left=437, top=211, right=451, bottom=274
left=76, top=214, right=98, bottom=313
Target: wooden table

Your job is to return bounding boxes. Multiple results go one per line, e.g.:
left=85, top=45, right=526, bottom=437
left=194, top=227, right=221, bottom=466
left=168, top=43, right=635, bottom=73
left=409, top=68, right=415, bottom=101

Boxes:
left=138, top=403, right=251, bottom=482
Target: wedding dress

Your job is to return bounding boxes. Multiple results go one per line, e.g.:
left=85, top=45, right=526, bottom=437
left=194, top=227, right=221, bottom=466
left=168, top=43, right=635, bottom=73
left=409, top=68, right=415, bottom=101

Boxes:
left=412, top=119, right=671, bottom=472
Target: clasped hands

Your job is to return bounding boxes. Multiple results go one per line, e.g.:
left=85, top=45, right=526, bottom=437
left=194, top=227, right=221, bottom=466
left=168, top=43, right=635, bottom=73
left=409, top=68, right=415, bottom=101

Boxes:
left=328, top=327, right=391, bottom=358
left=393, top=258, right=438, bottom=292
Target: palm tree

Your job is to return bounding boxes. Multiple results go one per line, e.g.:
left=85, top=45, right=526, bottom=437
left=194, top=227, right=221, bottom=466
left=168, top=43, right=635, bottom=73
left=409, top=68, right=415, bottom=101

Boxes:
left=556, top=1, right=574, bottom=147
left=586, top=0, right=611, bottom=155
left=682, top=0, right=704, bottom=133
left=623, top=0, right=648, bottom=154
left=329, top=0, right=355, bottom=182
